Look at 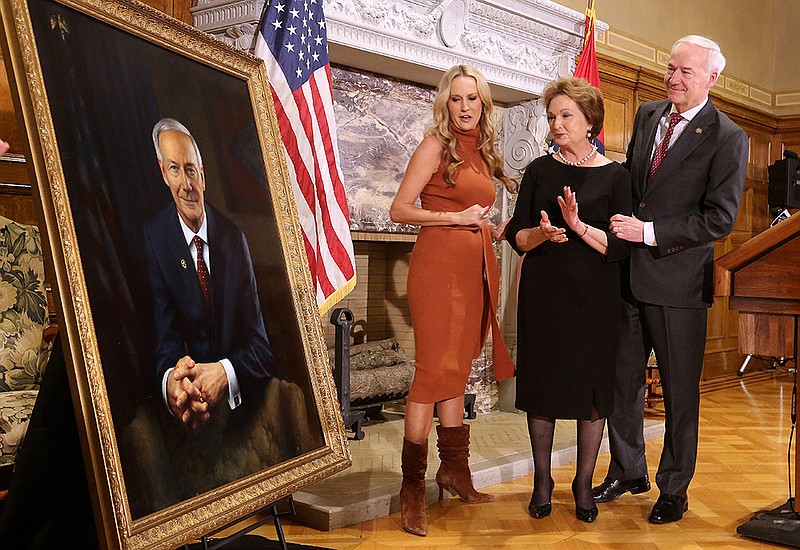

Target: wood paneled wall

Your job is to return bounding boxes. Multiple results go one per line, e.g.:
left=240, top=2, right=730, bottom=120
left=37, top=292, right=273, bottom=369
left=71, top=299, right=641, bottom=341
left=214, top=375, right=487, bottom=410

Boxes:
left=597, top=53, right=800, bottom=379
left=140, top=0, right=193, bottom=25
left=0, top=0, right=193, bottom=163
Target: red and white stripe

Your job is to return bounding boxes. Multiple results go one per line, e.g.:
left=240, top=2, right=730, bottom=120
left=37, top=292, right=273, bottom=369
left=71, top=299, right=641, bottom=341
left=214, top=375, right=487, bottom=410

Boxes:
left=255, top=39, right=356, bottom=312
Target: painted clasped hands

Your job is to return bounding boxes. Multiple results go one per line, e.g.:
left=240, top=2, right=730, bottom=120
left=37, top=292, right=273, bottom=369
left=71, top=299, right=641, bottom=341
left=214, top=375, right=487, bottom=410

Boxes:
left=167, top=355, right=228, bottom=429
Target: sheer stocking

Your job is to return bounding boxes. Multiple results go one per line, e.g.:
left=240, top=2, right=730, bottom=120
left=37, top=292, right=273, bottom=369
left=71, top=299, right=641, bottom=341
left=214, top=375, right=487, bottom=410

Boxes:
left=527, top=414, right=556, bottom=506
left=574, top=413, right=605, bottom=510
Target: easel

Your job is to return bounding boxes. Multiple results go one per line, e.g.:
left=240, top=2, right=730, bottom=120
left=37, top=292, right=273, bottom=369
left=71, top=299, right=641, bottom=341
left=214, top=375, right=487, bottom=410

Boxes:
left=185, top=495, right=296, bottom=550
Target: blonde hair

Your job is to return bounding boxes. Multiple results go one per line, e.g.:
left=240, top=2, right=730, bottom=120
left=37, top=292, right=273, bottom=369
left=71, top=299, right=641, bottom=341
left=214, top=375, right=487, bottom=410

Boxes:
left=425, top=65, right=515, bottom=191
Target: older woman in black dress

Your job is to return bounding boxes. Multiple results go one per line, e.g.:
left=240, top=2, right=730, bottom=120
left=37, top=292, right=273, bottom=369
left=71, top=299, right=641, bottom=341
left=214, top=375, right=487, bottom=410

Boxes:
left=505, top=77, right=631, bottom=523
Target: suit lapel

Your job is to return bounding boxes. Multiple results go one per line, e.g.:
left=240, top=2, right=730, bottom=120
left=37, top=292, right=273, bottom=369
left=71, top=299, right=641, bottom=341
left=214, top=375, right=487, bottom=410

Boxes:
left=636, top=102, right=669, bottom=196
left=206, top=208, right=227, bottom=347
left=644, top=101, right=717, bottom=197
left=165, top=213, right=200, bottom=300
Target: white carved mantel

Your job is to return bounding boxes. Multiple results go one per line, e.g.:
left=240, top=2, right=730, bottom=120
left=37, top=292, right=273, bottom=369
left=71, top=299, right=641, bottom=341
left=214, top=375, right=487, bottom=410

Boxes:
left=192, top=0, right=607, bottom=178
left=191, top=0, right=604, bottom=96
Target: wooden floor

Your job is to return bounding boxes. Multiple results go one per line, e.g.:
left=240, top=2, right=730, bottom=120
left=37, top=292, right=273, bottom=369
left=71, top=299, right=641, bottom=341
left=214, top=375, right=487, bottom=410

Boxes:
left=239, top=370, right=797, bottom=548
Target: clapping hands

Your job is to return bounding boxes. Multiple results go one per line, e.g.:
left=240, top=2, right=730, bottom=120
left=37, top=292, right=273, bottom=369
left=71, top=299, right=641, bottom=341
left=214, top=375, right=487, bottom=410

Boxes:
left=557, top=186, right=581, bottom=232
left=539, top=210, right=567, bottom=243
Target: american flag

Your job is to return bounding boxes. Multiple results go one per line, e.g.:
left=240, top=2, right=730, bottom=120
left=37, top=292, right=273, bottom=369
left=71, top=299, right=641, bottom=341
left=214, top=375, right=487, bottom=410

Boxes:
left=255, top=0, right=356, bottom=313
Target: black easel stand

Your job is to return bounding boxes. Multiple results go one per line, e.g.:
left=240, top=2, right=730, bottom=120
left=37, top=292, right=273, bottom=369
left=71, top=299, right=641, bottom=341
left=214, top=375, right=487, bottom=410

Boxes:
left=184, top=496, right=298, bottom=550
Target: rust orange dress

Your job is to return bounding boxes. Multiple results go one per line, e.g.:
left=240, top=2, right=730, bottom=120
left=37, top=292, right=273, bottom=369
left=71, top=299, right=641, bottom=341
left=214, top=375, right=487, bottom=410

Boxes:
left=406, top=124, right=515, bottom=404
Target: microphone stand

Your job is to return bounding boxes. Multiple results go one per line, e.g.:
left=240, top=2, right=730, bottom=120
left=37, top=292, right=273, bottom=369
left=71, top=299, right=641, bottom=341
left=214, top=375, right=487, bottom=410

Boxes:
left=736, top=319, right=800, bottom=547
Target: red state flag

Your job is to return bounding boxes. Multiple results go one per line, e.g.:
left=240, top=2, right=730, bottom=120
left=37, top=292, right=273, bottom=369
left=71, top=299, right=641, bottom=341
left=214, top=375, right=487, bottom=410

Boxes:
left=574, top=0, right=605, bottom=152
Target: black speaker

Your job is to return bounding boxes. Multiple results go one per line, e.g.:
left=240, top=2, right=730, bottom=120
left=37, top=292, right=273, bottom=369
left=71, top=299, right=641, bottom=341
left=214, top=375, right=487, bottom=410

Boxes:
left=768, top=157, right=800, bottom=209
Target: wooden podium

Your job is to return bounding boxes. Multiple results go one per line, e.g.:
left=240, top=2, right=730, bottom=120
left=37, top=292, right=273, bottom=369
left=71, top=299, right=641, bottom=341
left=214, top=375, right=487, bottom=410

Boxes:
left=716, top=211, right=800, bottom=512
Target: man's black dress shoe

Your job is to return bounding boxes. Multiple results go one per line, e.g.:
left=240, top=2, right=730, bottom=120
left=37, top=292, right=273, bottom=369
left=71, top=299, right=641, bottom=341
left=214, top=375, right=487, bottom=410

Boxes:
left=592, top=476, right=651, bottom=503
left=648, top=493, right=688, bottom=524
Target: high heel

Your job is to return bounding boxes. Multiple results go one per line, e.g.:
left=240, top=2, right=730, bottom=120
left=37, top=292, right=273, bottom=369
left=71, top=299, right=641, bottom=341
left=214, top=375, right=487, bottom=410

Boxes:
left=575, top=503, right=598, bottom=523
left=435, top=425, right=494, bottom=504
left=528, top=500, right=552, bottom=519
left=572, top=479, right=599, bottom=523
left=400, top=438, right=428, bottom=536
left=527, top=477, right=554, bottom=518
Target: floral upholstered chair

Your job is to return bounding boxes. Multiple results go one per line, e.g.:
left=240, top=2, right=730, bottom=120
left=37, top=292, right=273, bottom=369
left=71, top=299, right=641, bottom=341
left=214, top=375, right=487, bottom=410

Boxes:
left=0, top=215, right=56, bottom=470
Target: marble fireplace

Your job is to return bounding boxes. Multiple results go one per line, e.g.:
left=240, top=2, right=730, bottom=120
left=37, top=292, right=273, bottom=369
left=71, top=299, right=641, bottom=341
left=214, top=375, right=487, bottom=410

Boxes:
left=191, top=0, right=603, bottom=411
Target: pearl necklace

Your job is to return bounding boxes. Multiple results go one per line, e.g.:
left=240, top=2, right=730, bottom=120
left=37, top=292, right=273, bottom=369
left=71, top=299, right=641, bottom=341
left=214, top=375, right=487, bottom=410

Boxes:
left=556, top=144, right=597, bottom=166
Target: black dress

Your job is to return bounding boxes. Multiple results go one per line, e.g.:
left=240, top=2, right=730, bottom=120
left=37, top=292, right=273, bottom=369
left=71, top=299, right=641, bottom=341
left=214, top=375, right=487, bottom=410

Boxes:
left=505, top=154, right=631, bottom=420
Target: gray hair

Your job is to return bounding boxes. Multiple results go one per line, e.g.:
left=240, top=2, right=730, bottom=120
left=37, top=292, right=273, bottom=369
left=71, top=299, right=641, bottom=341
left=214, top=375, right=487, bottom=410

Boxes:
left=152, top=118, right=203, bottom=166
left=672, top=35, right=726, bottom=75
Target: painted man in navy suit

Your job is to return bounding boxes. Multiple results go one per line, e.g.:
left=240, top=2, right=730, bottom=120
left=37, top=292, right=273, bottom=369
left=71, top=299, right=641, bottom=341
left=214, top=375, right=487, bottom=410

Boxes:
left=143, top=118, right=273, bottom=429
left=596, top=36, right=748, bottom=523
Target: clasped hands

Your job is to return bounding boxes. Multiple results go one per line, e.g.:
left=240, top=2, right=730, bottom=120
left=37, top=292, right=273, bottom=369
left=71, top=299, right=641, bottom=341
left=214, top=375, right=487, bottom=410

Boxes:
left=166, top=355, right=228, bottom=429
left=458, top=203, right=509, bottom=241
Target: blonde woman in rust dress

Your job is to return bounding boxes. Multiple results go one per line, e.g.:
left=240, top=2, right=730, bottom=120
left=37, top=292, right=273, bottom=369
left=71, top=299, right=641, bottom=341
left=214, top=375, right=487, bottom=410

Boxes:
left=389, top=65, right=516, bottom=536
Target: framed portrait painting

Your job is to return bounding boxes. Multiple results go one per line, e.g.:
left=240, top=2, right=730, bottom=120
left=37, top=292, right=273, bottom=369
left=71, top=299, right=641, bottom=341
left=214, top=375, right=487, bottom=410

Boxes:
left=0, top=0, right=350, bottom=547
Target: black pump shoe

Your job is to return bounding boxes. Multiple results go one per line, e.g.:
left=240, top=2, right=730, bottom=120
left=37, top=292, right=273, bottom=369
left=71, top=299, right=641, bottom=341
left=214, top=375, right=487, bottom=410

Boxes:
left=527, top=500, right=552, bottom=519
left=573, top=479, right=599, bottom=523
left=575, top=503, right=599, bottom=523
left=528, top=477, right=554, bottom=519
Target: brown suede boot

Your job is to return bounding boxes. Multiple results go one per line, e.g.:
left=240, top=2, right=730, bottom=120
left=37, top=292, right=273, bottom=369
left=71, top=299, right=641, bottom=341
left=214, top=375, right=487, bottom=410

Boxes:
left=400, top=438, right=428, bottom=536
left=435, top=424, right=494, bottom=503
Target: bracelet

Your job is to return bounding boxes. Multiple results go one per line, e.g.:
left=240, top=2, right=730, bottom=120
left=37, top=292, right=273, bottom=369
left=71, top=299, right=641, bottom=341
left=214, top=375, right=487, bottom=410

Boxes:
left=579, top=223, right=589, bottom=237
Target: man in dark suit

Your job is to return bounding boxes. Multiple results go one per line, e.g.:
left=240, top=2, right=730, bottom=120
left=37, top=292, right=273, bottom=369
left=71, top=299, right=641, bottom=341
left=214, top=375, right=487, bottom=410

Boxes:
left=594, top=36, right=748, bottom=523
left=143, top=118, right=273, bottom=429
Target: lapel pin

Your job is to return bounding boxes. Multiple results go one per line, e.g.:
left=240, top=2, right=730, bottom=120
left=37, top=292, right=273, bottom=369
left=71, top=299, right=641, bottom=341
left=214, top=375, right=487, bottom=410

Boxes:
left=181, top=259, right=187, bottom=269
left=695, top=128, right=703, bottom=134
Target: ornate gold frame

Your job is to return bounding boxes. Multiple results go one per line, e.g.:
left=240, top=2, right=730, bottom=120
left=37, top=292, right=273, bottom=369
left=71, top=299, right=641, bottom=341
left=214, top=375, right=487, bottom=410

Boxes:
left=0, top=0, right=350, bottom=548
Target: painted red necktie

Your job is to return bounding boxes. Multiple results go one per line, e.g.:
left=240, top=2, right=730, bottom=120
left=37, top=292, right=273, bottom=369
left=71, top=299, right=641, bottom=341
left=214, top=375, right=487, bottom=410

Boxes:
left=647, top=112, right=683, bottom=185
left=193, top=235, right=211, bottom=311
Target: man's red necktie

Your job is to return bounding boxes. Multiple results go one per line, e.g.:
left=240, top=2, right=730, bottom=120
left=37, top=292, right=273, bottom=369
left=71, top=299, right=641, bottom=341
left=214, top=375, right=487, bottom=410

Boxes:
left=193, top=235, right=211, bottom=311
left=647, top=112, right=683, bottom=185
